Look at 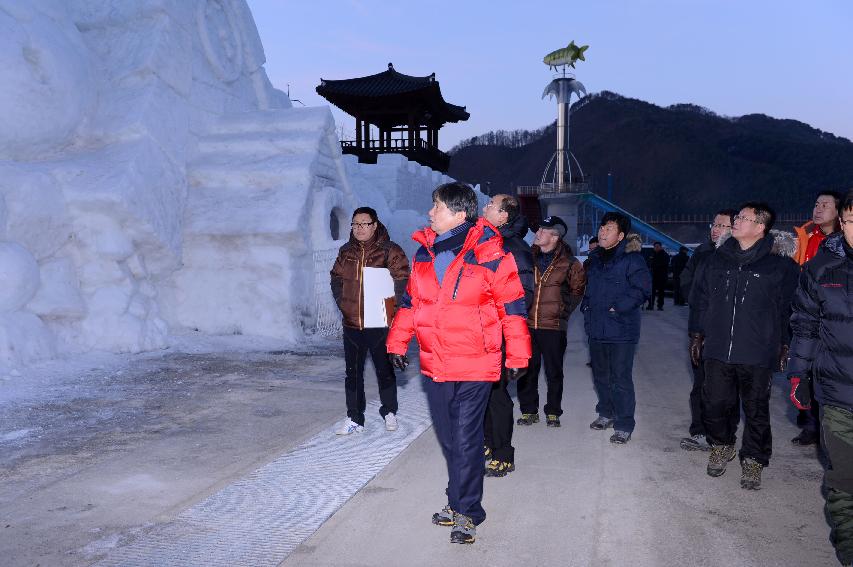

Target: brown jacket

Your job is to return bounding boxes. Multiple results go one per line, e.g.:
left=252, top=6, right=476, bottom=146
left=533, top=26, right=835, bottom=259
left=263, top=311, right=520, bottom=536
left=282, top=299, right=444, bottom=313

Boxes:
left=330, top=221, right=410, bottom=329
left=529, top=240, right=587, bottom=330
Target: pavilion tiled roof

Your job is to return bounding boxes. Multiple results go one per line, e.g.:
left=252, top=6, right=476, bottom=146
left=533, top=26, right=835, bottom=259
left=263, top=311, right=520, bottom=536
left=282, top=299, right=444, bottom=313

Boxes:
left=317, top=63, right=469, bottom=124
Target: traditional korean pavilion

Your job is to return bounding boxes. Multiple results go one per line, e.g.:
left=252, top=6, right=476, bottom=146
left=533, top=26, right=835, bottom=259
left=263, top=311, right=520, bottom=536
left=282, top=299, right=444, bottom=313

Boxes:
left=316, top=63, right=469, bottom=173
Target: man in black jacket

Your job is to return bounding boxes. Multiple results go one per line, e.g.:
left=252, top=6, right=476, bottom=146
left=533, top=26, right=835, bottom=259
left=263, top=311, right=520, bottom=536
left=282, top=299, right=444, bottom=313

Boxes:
left=670, top=247, right=689, bottom=306
left=679, top=209, right=737, bottom=451
left=788, top=190, right=853, bottom=565
left=481, top=194, right=534, bottom=477
left=690, top=202, right=799, bottom=489
left=647, top=242, right=669, bottom=310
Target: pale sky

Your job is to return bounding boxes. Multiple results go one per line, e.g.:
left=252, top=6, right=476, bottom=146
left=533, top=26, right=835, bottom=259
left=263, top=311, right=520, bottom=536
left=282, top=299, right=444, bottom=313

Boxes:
left=248, top=0, right=853, bottom=151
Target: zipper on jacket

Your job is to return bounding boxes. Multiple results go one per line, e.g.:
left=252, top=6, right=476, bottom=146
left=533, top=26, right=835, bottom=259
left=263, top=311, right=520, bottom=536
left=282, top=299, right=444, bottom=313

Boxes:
left=533, top=261, right=555, bottom=329
left=357, top=245, right=365, bottom=329
left=451, top=267, right=464, bottom=300
left=727, top=265, right=742, bottom=361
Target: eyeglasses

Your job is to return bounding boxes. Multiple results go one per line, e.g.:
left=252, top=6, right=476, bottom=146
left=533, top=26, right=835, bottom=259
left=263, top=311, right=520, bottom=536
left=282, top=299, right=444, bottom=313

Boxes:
left=484, top=202, right=503, bottom=211
left=840, top=218, right=853, bottom=226
left=709, top=223, right=732, bottom=229
left=733, top=215, right=763, bottom=225
left=351, top=222, right=376, bottom=229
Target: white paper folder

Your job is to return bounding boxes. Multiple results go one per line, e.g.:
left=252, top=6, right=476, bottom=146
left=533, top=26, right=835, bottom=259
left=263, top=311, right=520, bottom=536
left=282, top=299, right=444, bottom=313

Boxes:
left=362, top=267, right=395, bottom=328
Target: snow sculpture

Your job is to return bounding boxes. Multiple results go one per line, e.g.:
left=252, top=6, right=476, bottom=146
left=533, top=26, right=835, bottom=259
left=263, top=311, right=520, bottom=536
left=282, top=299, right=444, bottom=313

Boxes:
left=0, top=0, right=471, bottom=375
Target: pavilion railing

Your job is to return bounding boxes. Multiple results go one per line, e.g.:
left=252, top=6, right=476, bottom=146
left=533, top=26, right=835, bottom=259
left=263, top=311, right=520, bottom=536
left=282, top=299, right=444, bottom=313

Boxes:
left=340, top=138, right=450, bottom=172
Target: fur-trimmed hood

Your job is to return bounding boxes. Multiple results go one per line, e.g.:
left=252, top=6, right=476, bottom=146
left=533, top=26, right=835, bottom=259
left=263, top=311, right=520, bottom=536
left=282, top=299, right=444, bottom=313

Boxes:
left=770, top=229, right=798, bottom=258
left=625, top=233, right=643, bottom=253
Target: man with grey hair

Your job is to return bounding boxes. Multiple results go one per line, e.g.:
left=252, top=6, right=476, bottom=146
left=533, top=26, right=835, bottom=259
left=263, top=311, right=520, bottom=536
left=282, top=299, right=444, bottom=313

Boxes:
left=481, top=194, right=534, bottom=478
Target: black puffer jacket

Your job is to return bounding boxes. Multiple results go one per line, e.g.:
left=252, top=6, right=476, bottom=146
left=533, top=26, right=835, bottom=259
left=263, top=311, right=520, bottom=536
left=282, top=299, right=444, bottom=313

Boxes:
left=494, top=214, right=534, bottom=311
left=788, top=233, right=853, bottom=410
left=691, top=233, right=800, bottom=369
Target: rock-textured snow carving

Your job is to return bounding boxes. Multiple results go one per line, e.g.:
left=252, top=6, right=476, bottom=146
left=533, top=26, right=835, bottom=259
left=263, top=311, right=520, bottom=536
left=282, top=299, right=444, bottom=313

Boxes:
left=0, top=0, right=298, bottom=375
left=0, top=0, right=471, bottom=377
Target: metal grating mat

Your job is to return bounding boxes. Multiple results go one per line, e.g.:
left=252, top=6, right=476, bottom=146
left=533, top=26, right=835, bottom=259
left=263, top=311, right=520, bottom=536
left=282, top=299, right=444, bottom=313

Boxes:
left=95, top=378, right=432, bottom=566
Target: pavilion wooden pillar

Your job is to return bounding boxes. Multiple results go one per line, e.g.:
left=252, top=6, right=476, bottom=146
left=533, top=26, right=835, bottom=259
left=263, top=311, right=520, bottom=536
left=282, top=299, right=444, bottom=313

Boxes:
left=362, top=120, right=370, bottom=149
left=355, top=118, right=362, bottom=148
left=407, top=112, right=415, bottom=150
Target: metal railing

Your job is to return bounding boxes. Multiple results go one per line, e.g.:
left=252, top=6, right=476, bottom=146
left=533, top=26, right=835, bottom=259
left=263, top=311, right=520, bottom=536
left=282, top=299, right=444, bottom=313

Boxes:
left=517, top=178, right=591, bottom=195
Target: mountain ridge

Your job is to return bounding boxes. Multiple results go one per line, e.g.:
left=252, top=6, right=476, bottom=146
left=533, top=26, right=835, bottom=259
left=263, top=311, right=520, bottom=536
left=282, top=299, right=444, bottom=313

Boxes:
left=447, top=91, right=853, bottom=216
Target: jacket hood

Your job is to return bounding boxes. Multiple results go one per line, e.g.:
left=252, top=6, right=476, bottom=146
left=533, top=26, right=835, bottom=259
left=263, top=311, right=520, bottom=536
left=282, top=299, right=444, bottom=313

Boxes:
left=823, top=232, right=848, bottom=258
left=346, top=220, right=390, bottom=248
left=718, top=231, right=774, bottom=262
left=590, top=237, right=629, bottom=260
left=624, top=233, right=642, bottom=253
left=498, top=213, right=530, bottom=240
left=412, top=218, right=500, bottom=258
left=770, top=229, right=798, bottom=258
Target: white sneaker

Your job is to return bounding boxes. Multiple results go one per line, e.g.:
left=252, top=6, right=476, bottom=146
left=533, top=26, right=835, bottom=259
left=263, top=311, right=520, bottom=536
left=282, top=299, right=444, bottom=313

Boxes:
left=384, top=412, right=398, bottom=432
left=335, top=418, right=364, bottom=435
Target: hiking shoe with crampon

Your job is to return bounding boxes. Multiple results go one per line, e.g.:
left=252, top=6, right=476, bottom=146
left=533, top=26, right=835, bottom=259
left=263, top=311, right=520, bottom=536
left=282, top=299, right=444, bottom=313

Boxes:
left=450, top=513, right=476, bottom=544
left=680, top=434, right=711, bottom=451
left=589, top=416, right=615, bottom=430
left=706, top=444, right=737, bottom=477
left=546, top=414, right=561, bottom=427
left=431, top=504, right=454, bottom=526
left=740, top=457, right=764, bottom=490
left=485, top=459, right=515, bottom=477
left=516, top=413, right=540, bottom=426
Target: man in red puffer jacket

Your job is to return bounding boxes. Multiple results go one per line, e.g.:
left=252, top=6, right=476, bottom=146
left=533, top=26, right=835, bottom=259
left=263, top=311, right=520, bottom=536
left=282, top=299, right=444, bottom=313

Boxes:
left=386, top=182, right=530, bottom=545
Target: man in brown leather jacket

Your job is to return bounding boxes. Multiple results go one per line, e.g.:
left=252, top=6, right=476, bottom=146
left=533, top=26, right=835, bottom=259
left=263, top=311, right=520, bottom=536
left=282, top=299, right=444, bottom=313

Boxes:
left=516, top=216, right=587, bottom=427
left=330, top=207, right=409, bottom=435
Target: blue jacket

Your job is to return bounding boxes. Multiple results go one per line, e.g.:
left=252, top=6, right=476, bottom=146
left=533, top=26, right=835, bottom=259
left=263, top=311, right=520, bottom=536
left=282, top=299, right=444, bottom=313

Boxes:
left=581, top=240, right=651, bottom=343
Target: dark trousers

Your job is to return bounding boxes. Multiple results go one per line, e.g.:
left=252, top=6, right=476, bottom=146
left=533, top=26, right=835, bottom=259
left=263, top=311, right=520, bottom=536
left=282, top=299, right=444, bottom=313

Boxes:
left=589, top=340, right=637, bottom=432
left=484, top=370, right=514, bottom=462
left=517, top=328, right=567, bottom=416
left=424, top=378, right=492, bottom=525
left=821, top=405, right=853, bottom=564
left=673, top=275, right=685, bottom=305
left=702, top=359, right=772, bottom=466
left=688, top=355, right=740, bottom=436
left=797, top=377, right=821, bottom=435
left=649, top=275, right=666, bottom=309
left=343, top=326, right=397, bottom=426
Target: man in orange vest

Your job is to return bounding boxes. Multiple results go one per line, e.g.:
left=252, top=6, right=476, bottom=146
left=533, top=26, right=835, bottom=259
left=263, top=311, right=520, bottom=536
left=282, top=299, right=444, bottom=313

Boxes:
left=791, top=190, right=841, bottom=446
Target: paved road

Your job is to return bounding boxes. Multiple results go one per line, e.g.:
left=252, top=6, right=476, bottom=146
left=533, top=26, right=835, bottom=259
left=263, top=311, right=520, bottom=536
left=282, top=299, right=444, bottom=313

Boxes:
left=0, top=309, right=838, bottom=566
left=282, top=309, right=836, bottom=566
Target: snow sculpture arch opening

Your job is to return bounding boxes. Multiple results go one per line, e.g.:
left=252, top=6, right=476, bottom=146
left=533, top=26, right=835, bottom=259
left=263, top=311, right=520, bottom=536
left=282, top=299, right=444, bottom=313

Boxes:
left=329, top=207, right=347, bottom=241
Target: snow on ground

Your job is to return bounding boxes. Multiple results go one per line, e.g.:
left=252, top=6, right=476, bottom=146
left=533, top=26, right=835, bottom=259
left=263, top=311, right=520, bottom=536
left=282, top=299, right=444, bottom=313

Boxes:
left=0, top=308, right=837, bottom=566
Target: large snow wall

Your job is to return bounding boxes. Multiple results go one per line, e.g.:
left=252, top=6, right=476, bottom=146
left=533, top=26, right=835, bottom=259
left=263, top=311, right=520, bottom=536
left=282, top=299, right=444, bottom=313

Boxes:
left=0, top=0, right=479, bottom=376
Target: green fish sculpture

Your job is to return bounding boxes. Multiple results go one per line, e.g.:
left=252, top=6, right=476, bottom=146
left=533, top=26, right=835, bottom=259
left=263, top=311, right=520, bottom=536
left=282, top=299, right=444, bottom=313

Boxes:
left=543, top=41, right=589, bottom=69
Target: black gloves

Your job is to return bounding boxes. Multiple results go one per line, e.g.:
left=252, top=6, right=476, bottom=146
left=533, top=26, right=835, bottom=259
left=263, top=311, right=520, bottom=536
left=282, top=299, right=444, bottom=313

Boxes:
left=789, top=376, right=811, bottom=410
left=689, top=333, right=704, bottom=367
left=507, top=367, right=526, bottom=381
left=389, top=353, right=409, bottom=371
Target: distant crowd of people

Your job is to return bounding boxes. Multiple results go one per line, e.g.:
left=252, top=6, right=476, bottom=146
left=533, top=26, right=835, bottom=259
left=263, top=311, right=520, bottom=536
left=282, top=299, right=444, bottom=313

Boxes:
left=328, top=183, right=852, bottom=563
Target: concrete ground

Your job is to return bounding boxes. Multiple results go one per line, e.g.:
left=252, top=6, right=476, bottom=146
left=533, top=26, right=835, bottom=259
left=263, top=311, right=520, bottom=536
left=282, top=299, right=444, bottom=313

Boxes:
left=0, top=310, right=839, bottom=566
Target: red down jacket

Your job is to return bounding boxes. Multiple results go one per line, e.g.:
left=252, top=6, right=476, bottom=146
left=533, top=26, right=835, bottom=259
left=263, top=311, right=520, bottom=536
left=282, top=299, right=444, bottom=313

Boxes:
left=386, top=219, right=531, bottom=382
